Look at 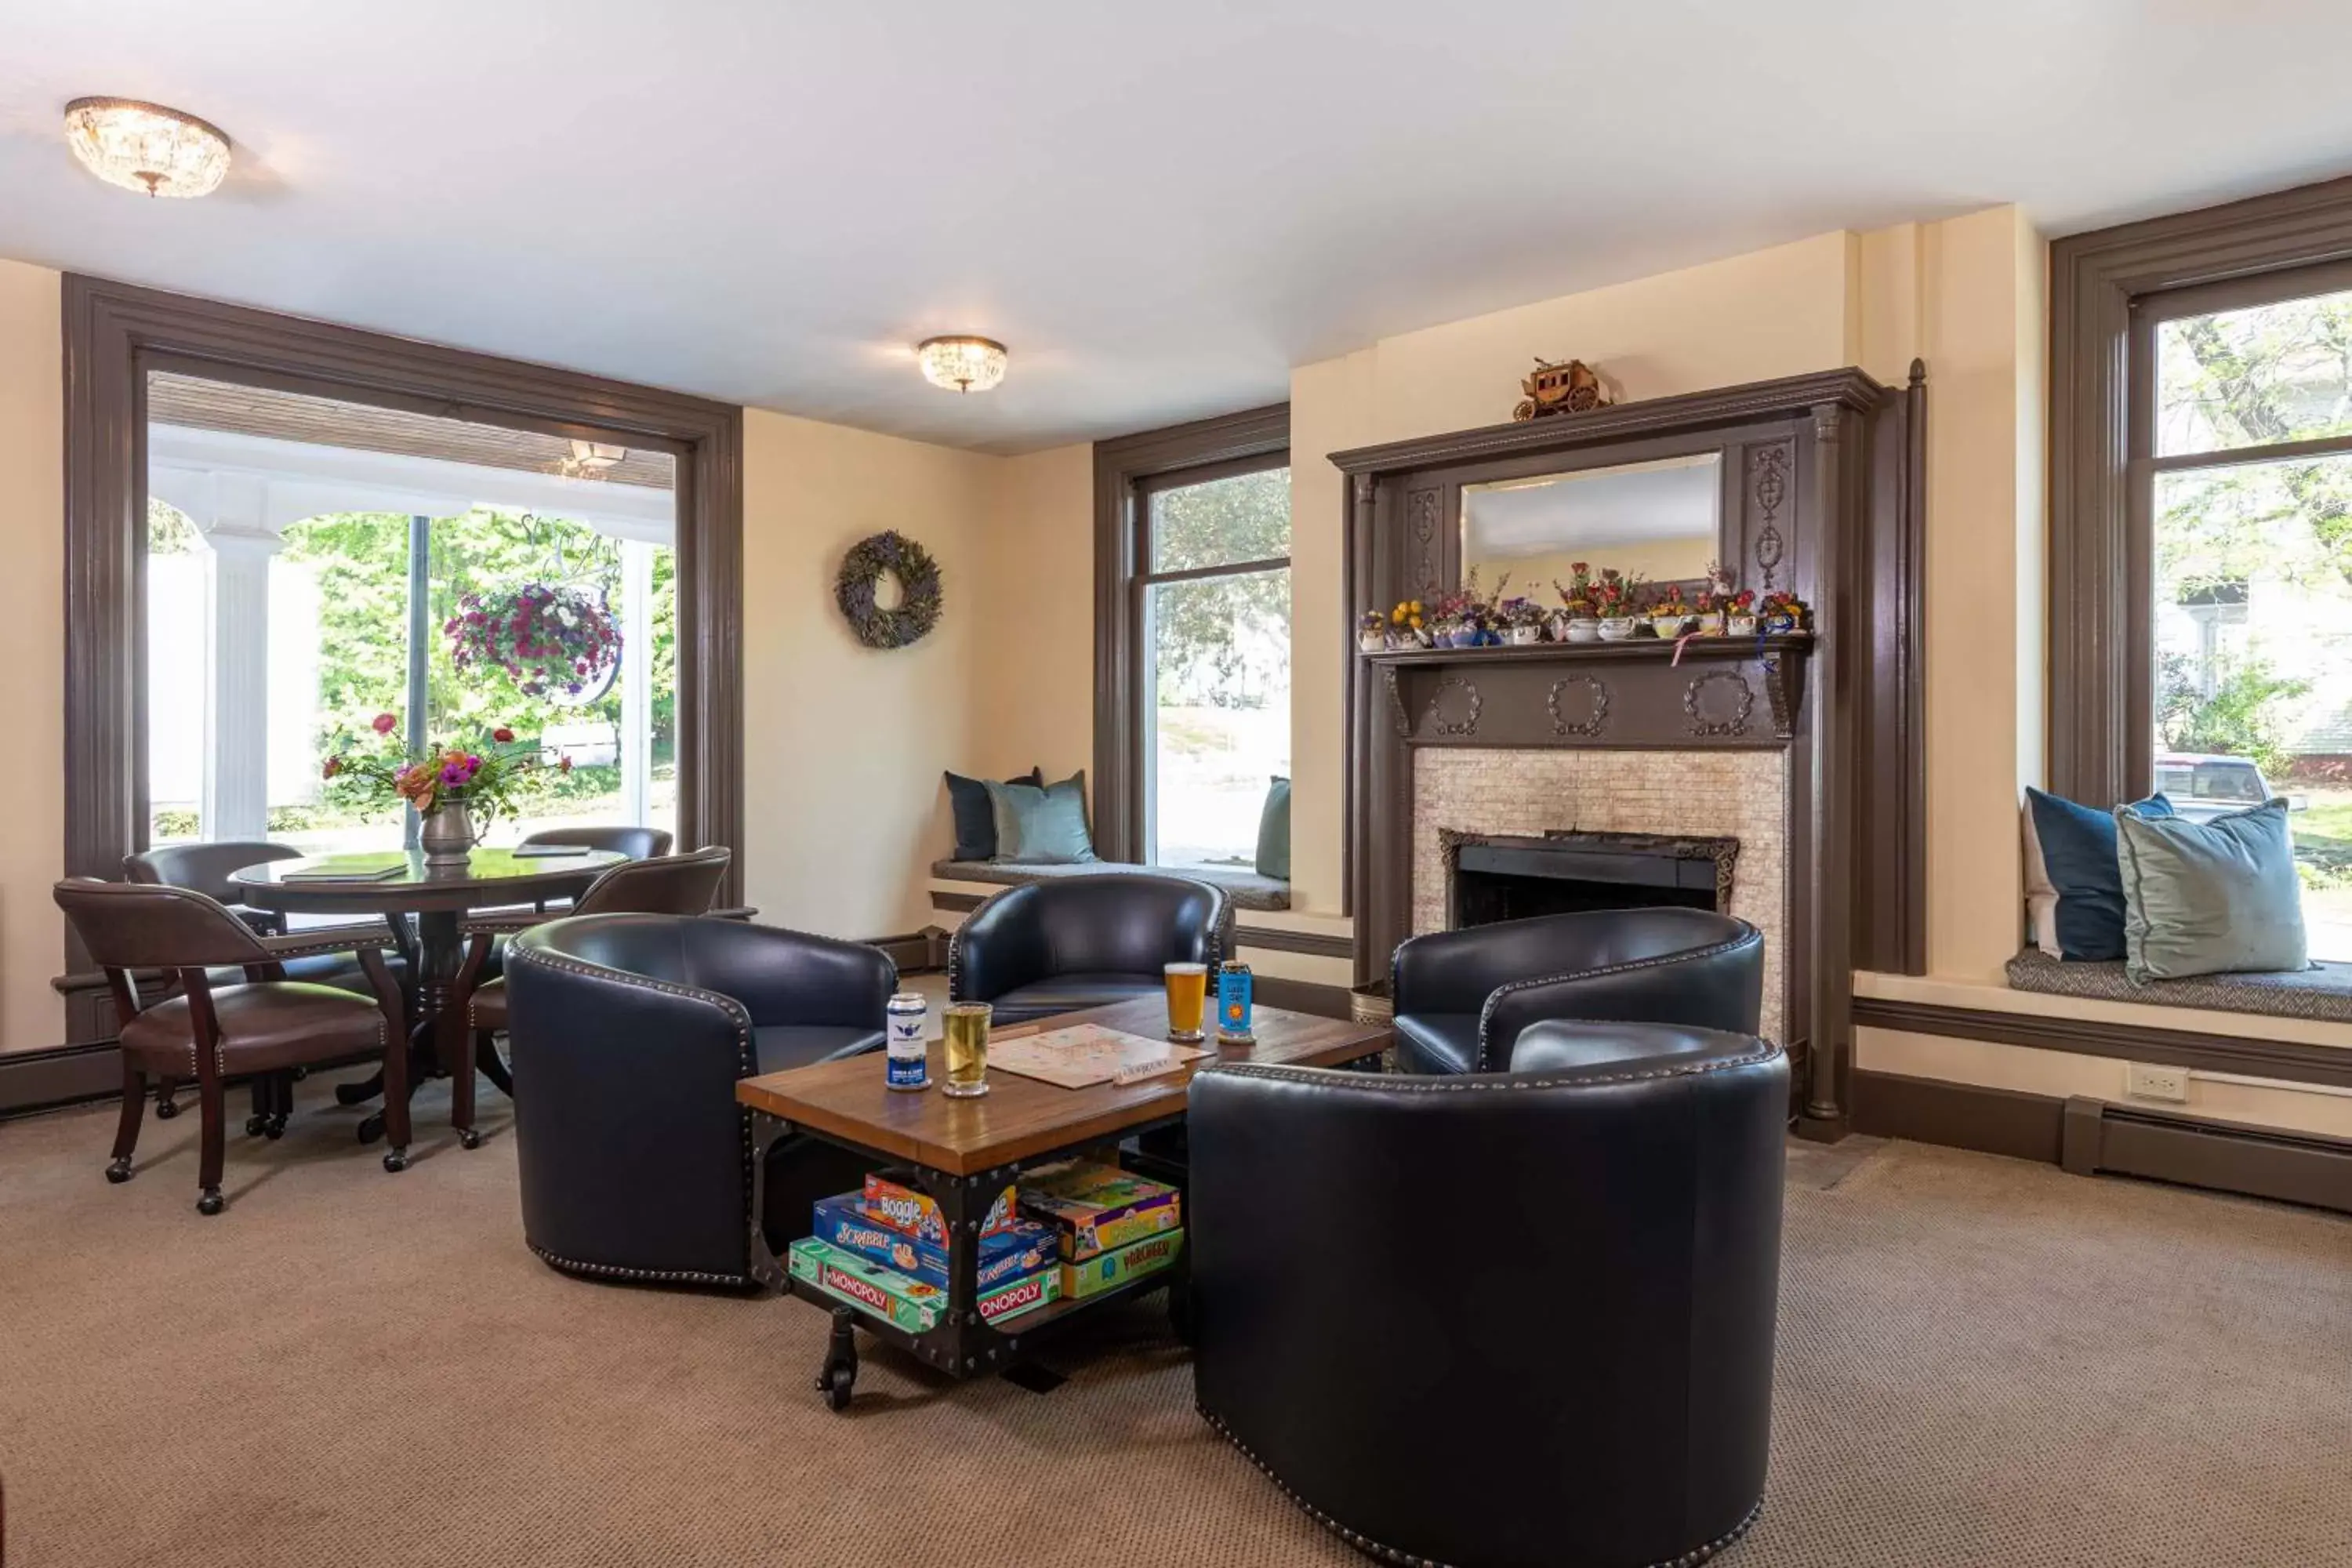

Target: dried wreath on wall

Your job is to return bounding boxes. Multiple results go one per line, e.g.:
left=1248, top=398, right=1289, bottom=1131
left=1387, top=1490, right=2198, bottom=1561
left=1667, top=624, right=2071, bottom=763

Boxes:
left=834, top=530, right=942, bottom=650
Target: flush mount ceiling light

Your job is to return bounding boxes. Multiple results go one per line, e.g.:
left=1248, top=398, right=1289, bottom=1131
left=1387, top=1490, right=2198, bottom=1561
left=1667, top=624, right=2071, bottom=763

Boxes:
left=64, top=96, right=231, bottom=198
left=916, top=336, right=1008, bottom=394
left=561, top=439, right=627, bottom=477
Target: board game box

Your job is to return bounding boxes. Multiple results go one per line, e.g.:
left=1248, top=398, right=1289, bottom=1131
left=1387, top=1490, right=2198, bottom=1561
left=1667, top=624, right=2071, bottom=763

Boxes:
left=1018, top=1160, right=1183, bottom=1261
left=862, top=1172, right=1020, bottom=1246
left=811, top=1193, right=1058, bottom=1293
left=786, top=1236, right=946, bottom=1334
left=1061, top=1227, right=1185, bottom=1301
left=789, top=1236, right=1061, bottom=1333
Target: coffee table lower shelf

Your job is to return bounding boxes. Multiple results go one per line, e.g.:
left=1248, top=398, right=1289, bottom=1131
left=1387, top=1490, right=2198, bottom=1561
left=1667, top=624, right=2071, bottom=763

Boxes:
left=748, top=1111, right=1192, bottom=1412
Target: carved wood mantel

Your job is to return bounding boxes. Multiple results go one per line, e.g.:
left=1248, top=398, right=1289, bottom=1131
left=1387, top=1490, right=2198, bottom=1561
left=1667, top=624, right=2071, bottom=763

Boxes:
left=1332, top=365, right=1928, bottom=1141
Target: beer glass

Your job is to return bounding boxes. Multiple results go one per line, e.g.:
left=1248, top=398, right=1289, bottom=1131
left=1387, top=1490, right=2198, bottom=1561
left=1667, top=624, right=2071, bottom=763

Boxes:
left=1163, top=962, right=1208, bottom=1043
left=942, top=1001, right=993, bottom=1098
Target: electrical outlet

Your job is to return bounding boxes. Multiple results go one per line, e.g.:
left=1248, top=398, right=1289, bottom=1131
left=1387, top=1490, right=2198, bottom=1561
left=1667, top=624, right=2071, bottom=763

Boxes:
left=2125, top=1062, right=2190, bottom=1102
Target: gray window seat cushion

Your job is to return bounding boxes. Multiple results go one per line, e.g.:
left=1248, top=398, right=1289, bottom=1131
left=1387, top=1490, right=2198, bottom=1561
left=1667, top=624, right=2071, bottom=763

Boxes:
left=931, top=857, right=1290, bottom=912
left=2006, top=948, right=2352, bottom=1025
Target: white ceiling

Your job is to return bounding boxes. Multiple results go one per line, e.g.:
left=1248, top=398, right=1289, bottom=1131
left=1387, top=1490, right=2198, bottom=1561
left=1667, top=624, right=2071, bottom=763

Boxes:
left=6, top=2, right=2352, bottom=454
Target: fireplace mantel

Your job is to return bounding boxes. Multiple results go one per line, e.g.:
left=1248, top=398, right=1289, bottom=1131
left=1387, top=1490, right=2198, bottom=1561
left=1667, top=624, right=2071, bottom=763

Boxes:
left=1333, top=365, right=1928, bottom=1140
left=1365, top=634, right=1812, bottom=749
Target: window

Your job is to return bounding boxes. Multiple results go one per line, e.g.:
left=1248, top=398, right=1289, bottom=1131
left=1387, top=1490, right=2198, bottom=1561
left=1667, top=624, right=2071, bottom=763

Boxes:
left=1140, top=463, right=1291, bottom=868
left=143, top=374, right=680, bottom=857
left=2143, top=274, right=2352, bottom=956
left=1091, top=404, right=1289, bottom=866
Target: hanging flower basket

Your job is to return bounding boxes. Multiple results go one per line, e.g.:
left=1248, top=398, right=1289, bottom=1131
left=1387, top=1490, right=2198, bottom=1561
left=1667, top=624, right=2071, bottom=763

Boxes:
left=447, top=583, right=621, bottom=704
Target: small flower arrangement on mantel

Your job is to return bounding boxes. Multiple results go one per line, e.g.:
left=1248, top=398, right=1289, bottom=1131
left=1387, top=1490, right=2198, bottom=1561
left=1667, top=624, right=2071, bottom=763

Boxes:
left=323, top=713, right=568, bottom=865
left=1554, top=564, right=1601, bottom=643
left=1588, top=569, right=1646, bottom=641
left=1760, top=590, right=1811, bottom=634
left=1498, top=595, right=1548, bottom=644
left=1723, top=589, right=1761, bottom=637
left=1648, top=583, right=1695, bottom=641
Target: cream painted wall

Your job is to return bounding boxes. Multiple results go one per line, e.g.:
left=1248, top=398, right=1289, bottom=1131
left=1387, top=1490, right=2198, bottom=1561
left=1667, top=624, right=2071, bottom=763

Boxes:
left=0, top=260, right=64, bottom=1053
left=967, top=442, right=1094, bottom=787
left=740, top=410, right=998, bottom=940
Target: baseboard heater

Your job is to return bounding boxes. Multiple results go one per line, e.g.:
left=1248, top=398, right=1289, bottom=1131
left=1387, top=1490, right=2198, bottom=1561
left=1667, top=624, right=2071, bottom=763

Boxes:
left=2061, top=1096, right=2352, bottom=1216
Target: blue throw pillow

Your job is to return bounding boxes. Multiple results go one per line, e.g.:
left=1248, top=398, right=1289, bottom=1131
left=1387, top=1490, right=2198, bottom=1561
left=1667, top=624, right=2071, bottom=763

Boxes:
left=2117, top=800, right=2307, bottom=982
left=2022, top=786, right=2174, bottom=961
left=985, top=771, right=1098, bottom=865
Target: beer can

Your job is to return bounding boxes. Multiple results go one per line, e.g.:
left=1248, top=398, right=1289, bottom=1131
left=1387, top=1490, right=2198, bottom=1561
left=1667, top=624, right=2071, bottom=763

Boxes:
left=885, top=993, right=929, bottom=1091
left=1215, top=961, right=1255, bottom=1044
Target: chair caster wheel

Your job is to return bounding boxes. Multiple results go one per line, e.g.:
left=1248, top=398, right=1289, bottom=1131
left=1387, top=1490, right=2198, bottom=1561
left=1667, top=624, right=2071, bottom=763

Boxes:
left=383, top=1148, right=408, bottom=1174
left=155, top=1096, right=180, bottom=1120
left=822, top=1363, right=855, bottom=1412
left=196, top=1188, right=225, bottom=1216
left=245, top=1114, right=268, bottom=1136
left=458, top=1128, right=482, bottom=1151
left=357, top=1114, right=385, bottom=1146
left=334, top=1081, right=376, bottom=1107
left=264, top=1115, right=288, bottom=1141
left=104, top=1157, right=132, bottom=1185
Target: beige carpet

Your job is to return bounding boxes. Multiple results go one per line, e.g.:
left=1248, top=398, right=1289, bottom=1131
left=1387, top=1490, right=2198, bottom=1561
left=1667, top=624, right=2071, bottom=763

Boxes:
left=2, top=1083, right=2348, bottom=1567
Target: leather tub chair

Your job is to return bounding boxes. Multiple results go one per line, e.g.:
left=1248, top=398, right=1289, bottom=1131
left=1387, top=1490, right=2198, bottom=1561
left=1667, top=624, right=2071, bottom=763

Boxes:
left=1390, top=906, right=1762, bottom=1076
left=1189, top=1020, right=1788, bottom=1568
left=53, top=877, right=415, bottom=1214
left=502, top=913, right=895, bottom=1285
left=457, top=845, right=732, bottom=1139
left=949, top=873, right=1233, bottom=1027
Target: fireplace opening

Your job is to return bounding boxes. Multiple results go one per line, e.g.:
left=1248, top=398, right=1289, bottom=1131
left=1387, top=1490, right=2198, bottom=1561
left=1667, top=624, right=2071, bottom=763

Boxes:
left=1445, top=829, right=1737, bottom=930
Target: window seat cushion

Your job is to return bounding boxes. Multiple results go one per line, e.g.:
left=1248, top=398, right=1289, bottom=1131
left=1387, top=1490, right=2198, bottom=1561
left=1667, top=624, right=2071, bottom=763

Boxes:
left=2006, top=948, right=2352, bottom=1025
left=931, top=858, right=1290, bottom=912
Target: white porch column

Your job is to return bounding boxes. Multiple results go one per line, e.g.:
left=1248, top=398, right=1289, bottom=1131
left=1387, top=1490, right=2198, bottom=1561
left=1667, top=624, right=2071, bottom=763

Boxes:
left=200, top=527, right=283, bottom=842
left=619, top=539, right=655, bottom=826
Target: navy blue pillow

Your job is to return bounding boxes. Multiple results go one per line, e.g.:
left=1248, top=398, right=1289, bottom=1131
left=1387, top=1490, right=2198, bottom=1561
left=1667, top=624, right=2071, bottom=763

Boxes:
left=2024, top=786, right=2175, bottom=961
left=945, top=768, right=1042, bottom=860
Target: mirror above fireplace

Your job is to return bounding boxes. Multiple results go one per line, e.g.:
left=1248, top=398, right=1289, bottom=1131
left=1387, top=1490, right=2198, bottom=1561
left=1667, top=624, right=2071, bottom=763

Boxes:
left=1459, top=451, right=1722, bottom=590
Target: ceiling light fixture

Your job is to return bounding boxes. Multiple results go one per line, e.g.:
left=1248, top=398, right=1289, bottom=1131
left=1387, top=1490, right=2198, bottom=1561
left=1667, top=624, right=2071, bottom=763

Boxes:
left=916, top=336, right=1008, bottom=394
left=554, top=439, right=628, bottom=480
left=64, top=96, right=231, bottom=198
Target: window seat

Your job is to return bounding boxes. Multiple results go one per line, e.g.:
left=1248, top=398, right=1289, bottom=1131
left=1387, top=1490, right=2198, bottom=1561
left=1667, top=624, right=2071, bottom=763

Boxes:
left=2006, top=949, right=2352, bottom=1026
left=928, top=858, right=1291, bottom=912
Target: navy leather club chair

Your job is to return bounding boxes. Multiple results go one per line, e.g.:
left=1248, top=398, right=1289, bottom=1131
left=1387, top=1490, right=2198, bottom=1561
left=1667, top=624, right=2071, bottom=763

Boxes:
left=949, top=873, right=1233, bottom=1026
left=1190, top=1021, right=1789, bottom=1568
left=503, top=913, right=895, bottom=1285
left=1390, top=907, right=1763, bottom=1075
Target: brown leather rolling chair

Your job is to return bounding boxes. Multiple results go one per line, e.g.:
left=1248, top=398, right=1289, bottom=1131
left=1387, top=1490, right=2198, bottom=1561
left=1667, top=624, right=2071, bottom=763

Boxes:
left=450, top=845, right=732, bottom=1145
left=521, top=825, right=676, bottom=860
left=125, top=840, right=414, bottom=1131
left=53, top=878, right=416, bottom=1215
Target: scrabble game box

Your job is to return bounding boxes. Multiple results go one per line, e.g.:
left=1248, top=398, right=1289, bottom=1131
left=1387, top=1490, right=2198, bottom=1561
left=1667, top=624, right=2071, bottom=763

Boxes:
left=1018, top=1160, right=1182, bottom=1261
left=789, top=1236, right=1061, bottom=1333
left=811, top=1192, right=1058, bottom=1293
left=862, top=1172, right=1020, bottom=1247
left=1061, top=1227, right=1185, bottom=1301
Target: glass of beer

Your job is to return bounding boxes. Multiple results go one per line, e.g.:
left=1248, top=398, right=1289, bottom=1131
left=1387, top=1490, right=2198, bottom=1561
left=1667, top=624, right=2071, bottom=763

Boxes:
left=942, top=1001, right=993, bottom=1098
left=1163, top=962, right=1208, bottom=1043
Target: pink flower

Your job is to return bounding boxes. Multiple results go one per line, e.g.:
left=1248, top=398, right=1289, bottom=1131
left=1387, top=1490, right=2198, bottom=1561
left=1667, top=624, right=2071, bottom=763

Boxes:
left=372, top=712, right=398, bottom=735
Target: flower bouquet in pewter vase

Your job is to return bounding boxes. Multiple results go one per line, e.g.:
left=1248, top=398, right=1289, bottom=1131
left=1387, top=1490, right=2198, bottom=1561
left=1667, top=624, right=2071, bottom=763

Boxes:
left=322, top=713, right=570, bottom=866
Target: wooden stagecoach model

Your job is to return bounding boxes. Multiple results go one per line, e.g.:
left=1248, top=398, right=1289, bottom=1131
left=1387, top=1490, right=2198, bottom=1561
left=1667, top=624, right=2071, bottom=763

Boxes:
left=1512, top=357, right=1614, bottom=421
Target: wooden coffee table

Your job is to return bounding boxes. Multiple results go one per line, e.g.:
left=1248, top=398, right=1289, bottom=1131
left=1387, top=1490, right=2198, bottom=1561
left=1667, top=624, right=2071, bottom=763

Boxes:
left=735, top=997, right=1390, bottom=1410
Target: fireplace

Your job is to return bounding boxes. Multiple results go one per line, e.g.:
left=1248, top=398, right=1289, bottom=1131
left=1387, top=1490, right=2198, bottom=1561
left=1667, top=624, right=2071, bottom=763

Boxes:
left=1443, top=829, right=1737, bottom=929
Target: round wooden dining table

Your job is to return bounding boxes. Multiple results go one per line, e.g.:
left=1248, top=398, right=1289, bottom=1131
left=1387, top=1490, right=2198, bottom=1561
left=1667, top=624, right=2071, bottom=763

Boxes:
left=230, top=847, right=624, bottom=1149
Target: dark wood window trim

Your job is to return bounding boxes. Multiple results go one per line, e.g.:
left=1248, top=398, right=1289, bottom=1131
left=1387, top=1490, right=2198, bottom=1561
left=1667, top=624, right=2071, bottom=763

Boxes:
left=1091, top=402, right=1289, bottom=863
left=60, top=274, right=743, bottom=1044
left=2051, top=172, right=2352, bottom=804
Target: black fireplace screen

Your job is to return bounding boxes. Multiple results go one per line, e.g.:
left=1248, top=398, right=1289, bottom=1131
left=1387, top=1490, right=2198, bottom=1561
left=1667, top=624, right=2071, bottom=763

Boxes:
left=1444, top=830, right=1737, bottom=930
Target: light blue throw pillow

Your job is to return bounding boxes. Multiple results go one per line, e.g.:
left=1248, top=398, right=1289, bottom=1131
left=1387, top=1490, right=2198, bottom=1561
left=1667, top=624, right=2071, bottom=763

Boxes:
left=985, top=771, right=1098, bottom=865
left=2114, top=800, right=2306, bottom=983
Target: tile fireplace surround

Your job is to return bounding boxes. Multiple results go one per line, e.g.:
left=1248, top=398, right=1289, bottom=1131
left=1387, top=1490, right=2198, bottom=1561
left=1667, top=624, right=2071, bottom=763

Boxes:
left=1411, top=747, right=1788, bottom=1044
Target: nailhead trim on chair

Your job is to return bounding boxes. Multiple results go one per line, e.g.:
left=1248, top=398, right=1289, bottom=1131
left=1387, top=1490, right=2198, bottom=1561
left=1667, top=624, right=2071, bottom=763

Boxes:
left=504, top=943, right=759, bottom=1275
left=1471, top=931, right=1762, bottom=1073
left=1197, top=1403, right=1766, bottom=1568
left=525, top=1240, right=753, bottom=1290
left=1203, top=1040, right=1783, bottom=1094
